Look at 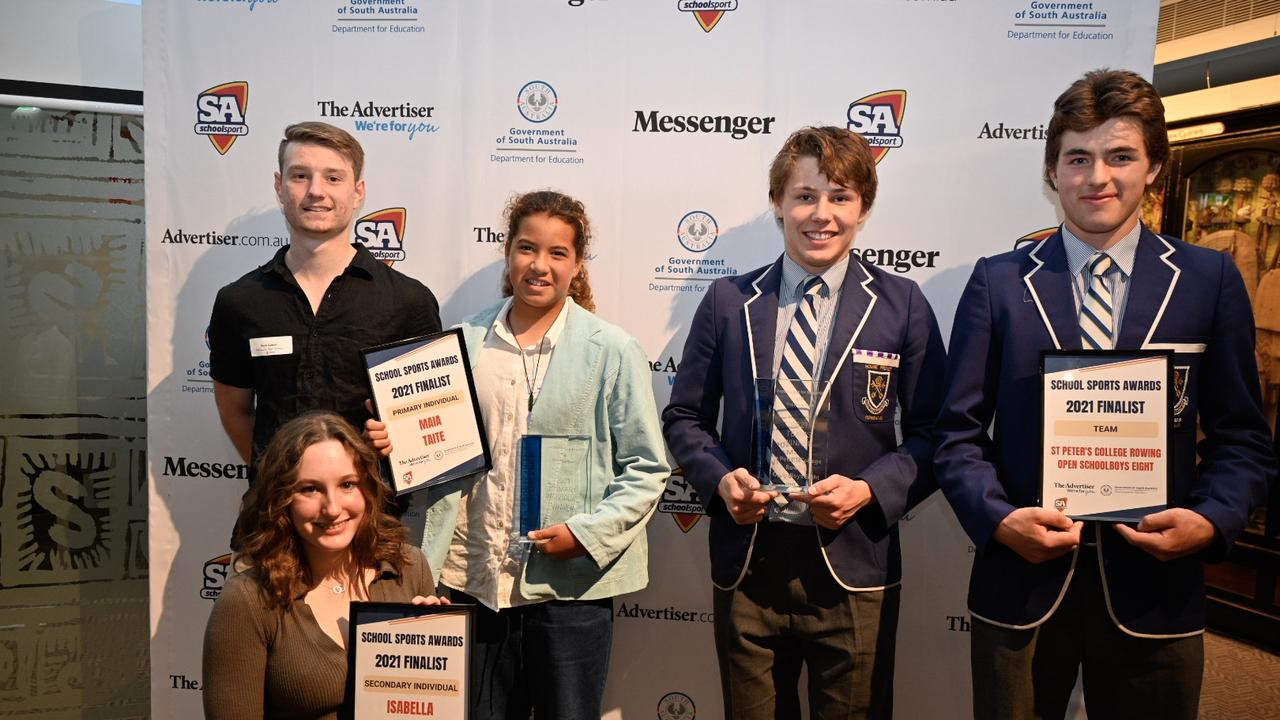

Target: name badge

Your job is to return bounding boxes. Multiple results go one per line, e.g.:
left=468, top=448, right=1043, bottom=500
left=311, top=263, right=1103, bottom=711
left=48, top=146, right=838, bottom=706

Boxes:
left=249, top=335, right=293, bottom=357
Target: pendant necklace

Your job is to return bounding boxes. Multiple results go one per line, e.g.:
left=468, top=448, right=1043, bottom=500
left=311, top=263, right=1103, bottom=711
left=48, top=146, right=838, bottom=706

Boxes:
left=520, top=335, right=549, bottom=412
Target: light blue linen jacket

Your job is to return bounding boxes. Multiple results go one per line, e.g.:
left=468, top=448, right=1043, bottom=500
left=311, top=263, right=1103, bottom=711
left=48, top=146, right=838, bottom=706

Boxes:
left=417, top=299, right=669, bottom=601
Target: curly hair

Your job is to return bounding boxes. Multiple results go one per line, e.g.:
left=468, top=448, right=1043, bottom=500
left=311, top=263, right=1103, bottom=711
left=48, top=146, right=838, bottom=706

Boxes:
left=234, top=411, right=407, bottom=610
left=499, top=189, right=596, bottom=312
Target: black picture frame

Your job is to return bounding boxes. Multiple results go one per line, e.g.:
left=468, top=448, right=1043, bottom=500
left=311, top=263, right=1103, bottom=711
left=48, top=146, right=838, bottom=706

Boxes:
left=362, top=328, right=492, bottom=495
left=1039, top=349, right=1174, bottom=522
left=343, top=601, right=474, bottom=719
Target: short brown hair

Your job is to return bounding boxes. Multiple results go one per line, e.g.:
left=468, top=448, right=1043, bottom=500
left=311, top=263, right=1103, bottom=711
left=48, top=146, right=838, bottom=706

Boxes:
left=1044, top=69, right=1168, bottom=190
left=235, top=411, right=406, bottom=610
left=768, top=126, right=878, bottom=211
left=277, top=122, right=366, bottom=180
left=500, top=190, right=596, bottom=313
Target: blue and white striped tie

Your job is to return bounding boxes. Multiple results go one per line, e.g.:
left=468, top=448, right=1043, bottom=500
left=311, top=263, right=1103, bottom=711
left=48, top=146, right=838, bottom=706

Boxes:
left=1080, top=253, right=1115, bottom=351
left=769, top=276, right=824, bottom=491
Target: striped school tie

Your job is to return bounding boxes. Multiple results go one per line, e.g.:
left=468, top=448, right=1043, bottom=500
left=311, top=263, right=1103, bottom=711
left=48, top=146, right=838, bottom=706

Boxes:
left=1079, top=253, right=1115, bottom=351
left=769, top=276, right=824, bottom=490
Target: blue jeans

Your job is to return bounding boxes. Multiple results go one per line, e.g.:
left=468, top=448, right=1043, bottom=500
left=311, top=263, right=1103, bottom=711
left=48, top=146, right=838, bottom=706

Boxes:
left=449, top=590, right=614, bottom=720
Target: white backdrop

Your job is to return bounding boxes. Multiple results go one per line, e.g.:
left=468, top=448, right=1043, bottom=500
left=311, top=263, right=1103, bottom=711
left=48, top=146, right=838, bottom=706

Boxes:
left=145, top=2, right=1159, bottom=717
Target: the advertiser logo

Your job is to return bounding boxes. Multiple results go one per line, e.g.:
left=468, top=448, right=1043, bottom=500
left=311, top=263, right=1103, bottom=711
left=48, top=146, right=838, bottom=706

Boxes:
left=651, top=354, right=680, bottom=387
left=658, top=469, right=705, bottom=533
left=847, top=90, right=906, bottom=164
left=977, top=121, right=1046, bottom=141
left=195, top=81, right=249, bottom=155
left=160, top=227, right=288, bottom=249
left=677, top=211, right=718, bottom=253
left=616, top=602, right=714, bottom=623
left=161, top=456, right=251, bottom=481
left=201, top=553, right=232, bottom=600
left=658, top=691, right=697, bottom=720
left=354, top=207, right=407, bottom=265
left=517, top=81, right=558, bottom=124
left=316, top=99, right=438, bottom=141
left=677, top=0, right=737, bottom=32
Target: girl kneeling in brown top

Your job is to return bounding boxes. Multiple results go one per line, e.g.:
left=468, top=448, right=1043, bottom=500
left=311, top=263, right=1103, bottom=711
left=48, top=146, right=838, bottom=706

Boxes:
left=202, top=411, right=446, bottom=720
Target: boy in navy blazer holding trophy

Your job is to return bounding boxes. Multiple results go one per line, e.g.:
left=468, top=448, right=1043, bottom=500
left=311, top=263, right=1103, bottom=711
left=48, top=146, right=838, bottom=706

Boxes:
left=935, top=69, right=1276, bottom=719
left=663, top=126, right=947, bottom=719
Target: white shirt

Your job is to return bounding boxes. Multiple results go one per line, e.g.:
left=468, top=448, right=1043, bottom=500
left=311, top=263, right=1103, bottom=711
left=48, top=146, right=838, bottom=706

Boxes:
left=1060, top=222, right=1141, bottom=340
left=440, top=297, right=571, bottom=610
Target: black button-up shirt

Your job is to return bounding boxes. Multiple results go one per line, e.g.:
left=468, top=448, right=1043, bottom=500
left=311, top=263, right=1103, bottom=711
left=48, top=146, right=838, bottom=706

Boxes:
left=209, top=244, right=441, bottom=462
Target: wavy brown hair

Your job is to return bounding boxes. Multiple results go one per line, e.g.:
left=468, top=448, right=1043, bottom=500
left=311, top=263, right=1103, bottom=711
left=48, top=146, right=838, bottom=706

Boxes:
left=235, top=411, right=407, bottom=610
left=769, top=126, right=879, bottom=214
left=1043, top=68, right=1168, bottom=191
left=500, top=190, right=596, bottom=312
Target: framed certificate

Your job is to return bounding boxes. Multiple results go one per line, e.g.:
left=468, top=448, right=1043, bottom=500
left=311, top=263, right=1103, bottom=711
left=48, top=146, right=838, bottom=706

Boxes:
left=1040, top=350, right=1173, bottom=522
left=344, top=602, right=473, bottom=720
left=362, top=329, right=492, bottom=495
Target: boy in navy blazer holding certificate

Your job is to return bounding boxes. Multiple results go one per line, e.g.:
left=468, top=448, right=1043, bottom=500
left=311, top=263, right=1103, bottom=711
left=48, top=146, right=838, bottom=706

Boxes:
left=663, top=127, right=947, bottom=719
left=935, top=69, right=1276, bottom=719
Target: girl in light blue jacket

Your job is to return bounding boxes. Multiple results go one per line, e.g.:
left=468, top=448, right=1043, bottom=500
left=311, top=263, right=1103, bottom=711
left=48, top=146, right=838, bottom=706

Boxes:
left=369, top=190, right=669, bottom=720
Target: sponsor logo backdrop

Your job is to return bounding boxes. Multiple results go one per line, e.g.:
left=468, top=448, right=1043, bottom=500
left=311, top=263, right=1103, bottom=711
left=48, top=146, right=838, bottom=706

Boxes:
left=144, top=2, right=1157, bottom=717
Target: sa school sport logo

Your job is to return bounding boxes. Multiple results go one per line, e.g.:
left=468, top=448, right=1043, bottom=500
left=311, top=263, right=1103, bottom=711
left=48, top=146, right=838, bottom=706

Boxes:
left=202, top=553, right=233, bottom=600
left=354, top=207, right=407, bottom=265
left=1015, top=226, right=1058, bottom=250
left=658, top=469, right=705, bottom=533
left=195, top=81, right=249, bottom=155
left=847, top=90, right=906, bottom=164
left=677, top=0, right=737, bottom=33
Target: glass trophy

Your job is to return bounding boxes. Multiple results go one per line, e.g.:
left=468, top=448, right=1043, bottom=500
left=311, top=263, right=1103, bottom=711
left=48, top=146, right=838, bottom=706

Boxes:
left=512, top=434, right=592, bottom=556
left=752, top=377, right=830, bottom=494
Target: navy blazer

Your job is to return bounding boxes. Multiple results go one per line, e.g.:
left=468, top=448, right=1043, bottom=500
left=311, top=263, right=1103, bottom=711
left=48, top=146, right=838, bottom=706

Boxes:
left=935, top=227, right=1276, bottom=636
left=663, top=255, right=947, bottom=590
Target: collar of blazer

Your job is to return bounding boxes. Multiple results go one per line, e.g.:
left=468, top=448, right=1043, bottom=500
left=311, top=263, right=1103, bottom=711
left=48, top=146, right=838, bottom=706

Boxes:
left=742, top=254, right=879, bottom=408
left=1022, top=227, right=1179, bottom=351
left=460, top=299, right=605, bottom=430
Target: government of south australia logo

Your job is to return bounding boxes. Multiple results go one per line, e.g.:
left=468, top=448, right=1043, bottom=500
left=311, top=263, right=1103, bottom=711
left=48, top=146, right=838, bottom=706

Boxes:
left=677, top=211, right=718, bottom=253
left=678, top=0, right=737, bottom=32
left=847, top=90, right=905, bottom=164
left=195, top=81, right=249, bottom=155
left=354, top=207, right=407, bottom=265
left=517, top=81, right=558, bottom=123
left=657, top=691, right=697, bottom=720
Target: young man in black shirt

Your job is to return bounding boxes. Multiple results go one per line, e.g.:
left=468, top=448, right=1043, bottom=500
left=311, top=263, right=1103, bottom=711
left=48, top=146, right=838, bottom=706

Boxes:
left=209, top=122, right=441, bottom=466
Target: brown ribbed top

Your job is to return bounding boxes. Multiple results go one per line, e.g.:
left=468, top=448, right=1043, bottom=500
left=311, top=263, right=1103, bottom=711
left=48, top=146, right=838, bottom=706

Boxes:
left=201, top=546, right=435, bottom=720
